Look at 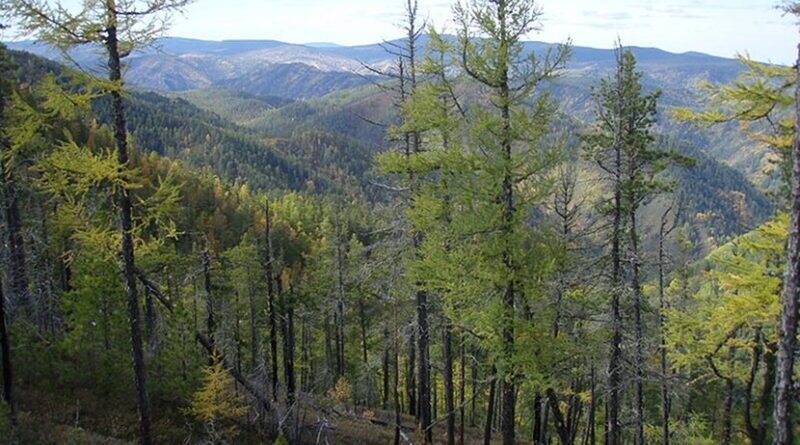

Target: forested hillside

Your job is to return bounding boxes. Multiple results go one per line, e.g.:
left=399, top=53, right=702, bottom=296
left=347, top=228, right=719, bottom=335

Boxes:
left=0, top=1, right=799, bottom=445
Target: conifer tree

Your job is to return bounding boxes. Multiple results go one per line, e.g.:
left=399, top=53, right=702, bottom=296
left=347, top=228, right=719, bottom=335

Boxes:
left=10, top=1, right=193, bottom=443
left=453, top=2, right=568, bottom=443
left=585, top=44, right=689, bottom=445
left=0, top=40, right=16, bottom=429
left=775, top=4, right=800, bottom=443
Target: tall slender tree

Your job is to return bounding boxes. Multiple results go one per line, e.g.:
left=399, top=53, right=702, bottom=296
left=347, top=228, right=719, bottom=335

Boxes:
left=775, top=4, right=800, bottom=443
left=453, top=2, right=569, bottom=444
left=11, top=1, right=193, bottom=443
left=0, top=39, right=16, bottom=428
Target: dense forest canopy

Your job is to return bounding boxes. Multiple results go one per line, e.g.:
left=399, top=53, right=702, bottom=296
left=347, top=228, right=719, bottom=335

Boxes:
left=0, top=1, right=798, bottom=445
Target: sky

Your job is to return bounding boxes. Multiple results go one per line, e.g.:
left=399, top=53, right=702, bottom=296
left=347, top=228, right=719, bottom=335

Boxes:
left=5, top=0, right=797, bottom=64
left=160, top=0, right=798, bottom=64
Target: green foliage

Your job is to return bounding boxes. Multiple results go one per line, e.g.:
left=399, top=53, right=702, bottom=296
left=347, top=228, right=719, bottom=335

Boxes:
left=271, top=434, right=289, bottom=445
left=672, top=55, right=795, bottom=196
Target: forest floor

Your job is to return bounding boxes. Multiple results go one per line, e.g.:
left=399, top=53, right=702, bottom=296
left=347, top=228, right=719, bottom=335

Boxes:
left=7, top=382, right=524, bottom=445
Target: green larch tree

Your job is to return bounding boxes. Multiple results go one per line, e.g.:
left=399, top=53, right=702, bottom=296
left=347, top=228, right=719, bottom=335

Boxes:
left=9, top=1, right=193, bottom=443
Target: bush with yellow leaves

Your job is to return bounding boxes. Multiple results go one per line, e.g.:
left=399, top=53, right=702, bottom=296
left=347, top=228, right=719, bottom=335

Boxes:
left=189, top=355, right=248, bottom=444
left=328, top=376, right=351, bottom=404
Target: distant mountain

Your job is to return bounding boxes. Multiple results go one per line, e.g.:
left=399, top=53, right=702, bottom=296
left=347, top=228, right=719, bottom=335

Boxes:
left=6, top=45, right=775, bottom=251
left=6, top=36, right=747, bottom=98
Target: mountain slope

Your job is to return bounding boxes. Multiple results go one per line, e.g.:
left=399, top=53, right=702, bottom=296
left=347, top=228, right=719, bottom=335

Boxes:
left=9, top=50, right=343, bottom=192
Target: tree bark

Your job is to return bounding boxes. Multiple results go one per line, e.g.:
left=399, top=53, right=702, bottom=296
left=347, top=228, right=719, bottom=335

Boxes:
left=605, top=46, right=625, bottom=445
left=443, top=320, right=455, bottom=445
left=248, top=285, right=259, bottom=371
left=408, top=332, right=417, bottom=418
left=281, top=284, right=296, bottom=408
left=630, top=209, right=645, bottom=445
left=417, top=288, right=432, bottom=443
left=0, top=278, right=16, bottom=427
left=774, top=41, right=800, bottom=445
left=359, top=299, right=368, bottom=365
left=484, top=369, right=497, bottom=445
left=203, top=249, right=214, bottom=365
left=265, top=201, right=279, bottom=401
left=459, top=334, right=466, bottom=445
left=658, top=208, right=672, bottom=445
left=383, top=326, right=391, bottom=409
left=2, top=174, right=28, bottom=316
left=105, top=10, right=152, bottom=444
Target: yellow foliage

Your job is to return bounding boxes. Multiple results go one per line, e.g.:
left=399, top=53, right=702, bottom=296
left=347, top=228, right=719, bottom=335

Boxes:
left=328, top=376, right=351, bottom=403
left=189, top=356, right=248, bottom=423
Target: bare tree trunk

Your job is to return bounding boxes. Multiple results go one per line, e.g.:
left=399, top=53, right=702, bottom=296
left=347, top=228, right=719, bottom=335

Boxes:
left=248, top=285, right=258, bottom=371
left=203, top=249, right=214, bottom=365
left=359, top=299, right=368, bottom=365
left=459, top=335, right=466, bottom=445
left=721, top=346, right=735, bottom=445
left=394, top=307, right=402, bottom=445
left=471, top=353, right=477, bottom=427
left=144, top=288, right=156, bottom=354
left=443, top=320, right=455, bottom=445
left=281, top=284, right=296, bottom=408
left=265, top=201, right=279, bottom=401
left=484, top=367, right=497, bottom=445
left=417, top=288, right=432, bottom=443
left=383, top=326, right=391, bottom=409
left=0, top=278, right=16, bottom=427
left=774, top=41, right=800, bottom=445
left=407, top=331, right=417, bottom=418
left=2, top=175, right=28, bottom=316
left=106, top=14, right=152, bottom=444
left=658, top=208, right=673, bottom=445
left=334, top=233, right=346, bottom=379
left=630, top=209, right=645, bottom=445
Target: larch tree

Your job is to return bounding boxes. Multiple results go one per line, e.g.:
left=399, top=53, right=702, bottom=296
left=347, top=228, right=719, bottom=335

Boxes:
left=10, top=1, right=193, bottom=443
left=450, top=1, right=569, bottom=444
left=673, top=7, right=799, bottom=439
left=0, top=39, right=16, bottom=429
left=585, top=44, right=689, bottom=445
left=775, top=3, right=800, bottom=443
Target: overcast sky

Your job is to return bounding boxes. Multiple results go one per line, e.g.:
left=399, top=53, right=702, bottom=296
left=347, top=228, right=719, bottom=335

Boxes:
left=9, top=0, right=799, bottom=64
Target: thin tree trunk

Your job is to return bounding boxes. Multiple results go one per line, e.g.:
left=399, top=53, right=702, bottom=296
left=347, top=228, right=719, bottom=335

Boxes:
left=417, top=288, right=431, bottom=443
left=248, top=285, right=258, bottom=371
left=394, top=303, right=402, bottom=445
left=459, top=334, right=466, bottom=445
left=359, top=299, right=368, bottom=365
left=721, top=346, right=735, bottom=445
left=383, top=326, right=391, bottom=409
left=408, top=332, right=417, bottom=418
left=630, top=209, right=645, bottom=445
left=265, top=201, right=279, bottom=401
left=484, top=369, right=497, bottom=445
left=774, top=41, right=800, bottom=445
left=106, top=12, right=152, bottom=444
left=606, top=46, right=625, bottom=445
left=658, top=208, right=672, bottom=445
left=2, top=175, right=28, bottom=316
left=443, top=321, right=455, bottom=445
left=144, top=288, right=156, bottom=354
left=0, top=278, right=16, bottom=427
left=203, top=249, right=214, bottom=365
left=471, top=353, right=477, bottom=427
left=335, top=234, right=346, bottom=379
left=281, top=285, right=296, bottom=408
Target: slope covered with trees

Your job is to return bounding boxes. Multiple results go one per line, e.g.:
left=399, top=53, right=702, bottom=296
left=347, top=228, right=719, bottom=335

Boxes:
left=0, top=1, right=798, bottom=445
